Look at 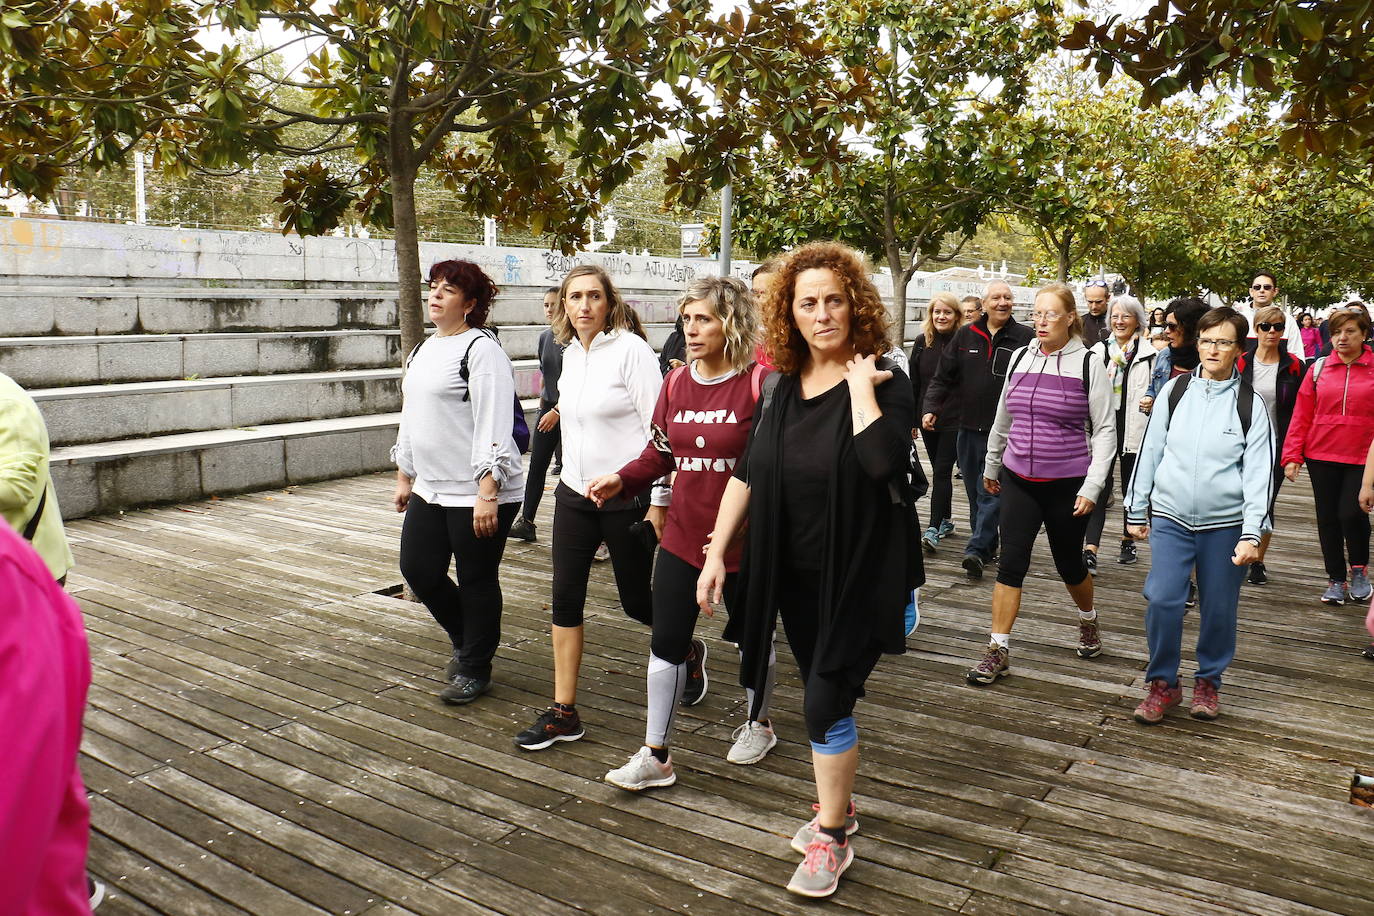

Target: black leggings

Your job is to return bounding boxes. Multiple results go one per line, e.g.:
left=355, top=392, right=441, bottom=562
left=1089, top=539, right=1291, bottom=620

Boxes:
left=651, top=548, right=735, bottom=665
left=1307, top=459, right=1370, bottom=581
left=520, top=401, right=562, bottom=523
left=550, top=483, right=654, bottom=628
left=777, top=568, right=883, bottom=745
left=996, top=471, right=1091, bottom=589
left=920, top=427, right=959, bottom=528
left=1084, top=452, right=1136, bottom=548
left=399, top=495, right=519, bottom=680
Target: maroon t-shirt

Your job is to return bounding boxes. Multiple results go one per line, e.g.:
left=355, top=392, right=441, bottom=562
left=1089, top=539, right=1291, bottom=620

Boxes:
left=618, top=363, right=767, bottom=572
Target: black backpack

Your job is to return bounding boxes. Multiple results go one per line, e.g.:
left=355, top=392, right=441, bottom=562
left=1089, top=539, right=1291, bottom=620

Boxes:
left=406, top=331, right=530, bottom=453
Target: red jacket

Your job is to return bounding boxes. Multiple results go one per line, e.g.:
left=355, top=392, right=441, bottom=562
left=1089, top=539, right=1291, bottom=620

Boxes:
left=1281, top=346, right=1374, bottom=466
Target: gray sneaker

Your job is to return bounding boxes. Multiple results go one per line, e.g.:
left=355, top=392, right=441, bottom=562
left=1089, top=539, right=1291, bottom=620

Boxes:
left=1349, top=566, right=1372, bottom=601
left=786, top=835, right=854, bottom=898
left=604, top=746, right=676, bottom=791
left=790, top=802, right=858, bottom=853
left=439, top=674, right=490, bottom=705
left=1322, top=579, right=1348, bottom=606
left=727, top=720, right=777, bottom=765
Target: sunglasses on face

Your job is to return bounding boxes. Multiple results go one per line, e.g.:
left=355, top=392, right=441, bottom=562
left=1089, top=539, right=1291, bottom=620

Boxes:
left=1165, top=321, right=1180, bottom=330
left=1256, top=322, right=1284, bottom=332
left=1252, top=284, right=1275, bottom=291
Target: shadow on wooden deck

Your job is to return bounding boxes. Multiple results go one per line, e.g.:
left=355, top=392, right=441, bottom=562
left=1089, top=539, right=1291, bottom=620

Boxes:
left=67, top=471, right=1374, bottom=915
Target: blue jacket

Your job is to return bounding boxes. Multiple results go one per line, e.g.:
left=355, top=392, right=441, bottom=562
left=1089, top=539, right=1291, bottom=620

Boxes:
left=1125, top=368, right=1274, bottom=541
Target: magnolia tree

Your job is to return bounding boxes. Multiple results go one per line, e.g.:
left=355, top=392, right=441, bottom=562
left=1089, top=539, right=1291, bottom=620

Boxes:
left=0, top=0, right=853, bottom=355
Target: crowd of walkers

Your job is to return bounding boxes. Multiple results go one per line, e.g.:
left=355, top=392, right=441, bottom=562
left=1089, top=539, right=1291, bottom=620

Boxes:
left=381, top=251, right=1374, bottom=898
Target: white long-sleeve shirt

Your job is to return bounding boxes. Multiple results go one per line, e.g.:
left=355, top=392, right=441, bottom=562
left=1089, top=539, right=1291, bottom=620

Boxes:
left=391, top=328, right=525, bottom=507
left=557, top=328, right=668, bottom=506
left=1234, top=302, right=1305, bottom=359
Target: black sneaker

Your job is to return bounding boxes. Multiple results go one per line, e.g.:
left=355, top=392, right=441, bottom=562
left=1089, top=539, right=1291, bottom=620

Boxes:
left=1247, top=562, right=1268, bottom=585
left=1363, top=644, right=1374, bottom=661
left=514, top=706, right=584, bottom=750
left=1186, top=580, right=1197, bottom=608
left=680, top=637, right=709, bottom=706
left=444, top=651, right=461, bottom=681
left=962, top=554, right=985, bottom=580
left=509, top=516, right=537, bottom=542
left=440, top=674, right=491, bottom=705
left=1083, top=549, right=1099, bottom=575
left=1117, top=540, right=1138, bottom=565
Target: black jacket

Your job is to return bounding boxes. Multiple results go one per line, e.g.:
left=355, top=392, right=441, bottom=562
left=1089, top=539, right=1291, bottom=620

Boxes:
left=1082, top=311, right=1111, bottom=347
left=923, top=315, right=1034, bottom=432
left=909, top=331, right=960, bottom=431
left=726, top=369, right=921, bottom=716
left=1237, top=340, right=1304, bottom=451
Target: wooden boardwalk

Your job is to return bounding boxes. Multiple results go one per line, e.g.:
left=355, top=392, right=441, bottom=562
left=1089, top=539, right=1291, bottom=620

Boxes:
left=67, top=470, right=1374, bottom=915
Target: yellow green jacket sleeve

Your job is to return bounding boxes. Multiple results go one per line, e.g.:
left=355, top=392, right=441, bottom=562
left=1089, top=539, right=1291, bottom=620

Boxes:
left=0, top=374, right=73, bottom=580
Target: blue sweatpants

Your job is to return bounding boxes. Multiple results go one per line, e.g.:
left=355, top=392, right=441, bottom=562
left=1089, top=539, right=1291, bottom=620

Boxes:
left=1142, top=517, right=1247, bottom=687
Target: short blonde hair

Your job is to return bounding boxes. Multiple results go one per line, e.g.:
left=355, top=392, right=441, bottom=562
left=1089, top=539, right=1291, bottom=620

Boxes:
left=1253, top=305, right=1285, bottom=327
left=679, top=276, right=758, bottom=373
left=922, top=292, right=962, bottom=346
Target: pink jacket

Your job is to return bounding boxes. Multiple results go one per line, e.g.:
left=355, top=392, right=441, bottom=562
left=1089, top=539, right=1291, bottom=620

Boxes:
left=1282, top=347, right=1374, bottom=466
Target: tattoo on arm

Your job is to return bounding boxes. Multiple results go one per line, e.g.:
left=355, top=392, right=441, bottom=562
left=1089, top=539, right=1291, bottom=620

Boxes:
left=856, top=408, right=868, bottom=430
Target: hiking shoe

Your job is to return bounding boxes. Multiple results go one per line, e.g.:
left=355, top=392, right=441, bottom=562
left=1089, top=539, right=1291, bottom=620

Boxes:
left=594, top=543, right=610, bottom=562
left=790, top=801, right=859, bottom=853
left=921, top=527, right=939, bottom=554
left=727, top=720, right=777, bottom=765
left=1321, top=580, right=1348, bottom=606
left=904, top=588, right=920, bottom=637
left=605, top=746, right=676, bottom=791
left=1247, top=562, right=1268, bottom=586
left=513, top=706, right=584, bottom=750
left=680, top=637, right=708, bottom=706
left=440, top=674, right=490, bottom=706
left=1133, top=679, right=1182, bottom=724
left=1363, top=644, right=1374, bottom=661
left=1076, top=617, right=1102, bottom=658
left=962, top=553, right=985, bottom=580
left=1117, top=540, right=1138, bottom=565
left=938, top=519, right=955, bottom=539
left=509, top=516, right=537, bottom=542
left=1350, top=566, right=1372, bottom=601
left=1190, top=677, right=1220, bottom=720
left=966, top=642, right=1009, bottom=685
left=1083, top=549, right=1098, bottom=575
left=787, top=835, right=854, bottom=898
left=1186, top=580, right=1198, bottom=608
left=444, top=651, right=461, bottom=681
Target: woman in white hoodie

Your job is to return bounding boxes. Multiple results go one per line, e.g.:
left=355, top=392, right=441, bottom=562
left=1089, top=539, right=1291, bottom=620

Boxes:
left=513, top=265, right=666, bottom=751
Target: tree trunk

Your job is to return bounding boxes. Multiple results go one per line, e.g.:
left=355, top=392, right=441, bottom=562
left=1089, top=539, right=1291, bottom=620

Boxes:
left=885, top=243, right=909, bottom=350
left=1057, top=240, right=1071, bottom=282
left=390, top=162, right=425, bottom=361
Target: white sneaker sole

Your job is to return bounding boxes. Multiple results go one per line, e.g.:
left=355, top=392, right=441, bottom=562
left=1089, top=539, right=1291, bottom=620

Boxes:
left=727, top=731, right=777, bottom=765
left=604, top=770, right=676, bottom=791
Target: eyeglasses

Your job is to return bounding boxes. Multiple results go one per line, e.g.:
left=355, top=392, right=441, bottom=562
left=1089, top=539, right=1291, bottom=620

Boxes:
left=1255, top=321, right=1284, bottom=332
left=1251, top=284, right=1275, bottom=291
left=1197, top=338, right=1237, bottom=350
left=1031, top=312, right=1065, bottom=323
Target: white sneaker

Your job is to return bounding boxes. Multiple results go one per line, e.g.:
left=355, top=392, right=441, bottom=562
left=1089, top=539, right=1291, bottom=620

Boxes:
left=594, top=543, right=610, bottom=562
left=726, top=720, right=777, bottom=765
left=604, top=746, right=675, bottom=791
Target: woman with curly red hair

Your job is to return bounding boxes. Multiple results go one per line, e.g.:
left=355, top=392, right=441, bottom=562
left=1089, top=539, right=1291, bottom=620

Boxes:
left=698, top=241, right=922, bottom=898
left=392, top=259, right=525, bottom=706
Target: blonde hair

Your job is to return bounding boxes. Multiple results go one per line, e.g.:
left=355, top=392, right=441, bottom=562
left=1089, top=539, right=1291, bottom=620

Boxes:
left=1253, top=305, right=1286, bottom=327
left=1036, top=282, right=1083, bottom=342
left=679, top=276, right=758, bottom=373
left=551, top=265, right=647, bottom=345
left=922, top=291, right=963, bottom=346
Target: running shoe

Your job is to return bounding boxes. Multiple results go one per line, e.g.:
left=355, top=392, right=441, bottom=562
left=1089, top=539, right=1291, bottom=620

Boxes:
left=962, top=553, right=985, bottom=580
left=513, top=706, right=584, bottom=750
left=594, top=542, right=610, bottom=562
left=1186, top=580, right=1198, bottom=608
left=966, top=642, right=1009, bottom=685
left=1189, top=677, right=1220, bottom=720
left=1247, top=561, right=1268, bottom=585
left=89, top=877, right=106, bottom=911
left=787, top=835, right=854, bottom=898
left=1076, top=617, right=1102, bottom=658
left=508, top=516, right=537, bottom=542
left=790, top=801, right=859, bottom=853
left=605, top=746, right=676, bottom=791
left=1349, top=566, right=1372, bottom=601
left=1118, top=540, right=1138, bottom=565
left=1133, top=679, right=1182, bottom=725
left=680, top=637, right=708, bottom=706
left=440, top=674, right=490, bottom=706
left=938, top=519, right=955, bottom=539
left=727, top=720, right=777, bottom=765
left=1083, top=549, right=1098, bottom=575
left=1363, top=644, right=1374, bottom=661
left=904, top=588, right=920, bottom=637
left=921, top=526, right=939, bottom=554
left=1322, top=580, right=1348, bottom=606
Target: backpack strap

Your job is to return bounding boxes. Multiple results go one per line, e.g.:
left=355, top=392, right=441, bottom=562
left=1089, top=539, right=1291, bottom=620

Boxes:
left=404, top=339, right=424, bottom=369
left=1164, top=373, right=1192, bottom=431
left=1081, top=350, right=1093, bottom=398
left=665, top=365, right=689, bottom=404
left=1165, top=372, right=1255, bottom=439
left=458, top=329, right=501, bottom=402
left=22, top=486, right=47, bottom=541
left=759, top=371, right=782, bottom=417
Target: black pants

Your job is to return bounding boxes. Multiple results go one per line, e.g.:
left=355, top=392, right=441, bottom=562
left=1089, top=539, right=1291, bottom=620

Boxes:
left=1307, top=459, right=1371, bottom=581
left=778, top=567, right=883, bottom=744
left=1084, top=452, right=1136, bottom=548
left=920, top=427, right=959, bottom=528
left=399, top=495, right=519, bottom=680
left=520, top=401, right=562, bottom=523
left=550, top=483, right=654, bottom=628
left=651, top=548, right=734, bottom=665
left=996, top=471, right=1091, bottom=589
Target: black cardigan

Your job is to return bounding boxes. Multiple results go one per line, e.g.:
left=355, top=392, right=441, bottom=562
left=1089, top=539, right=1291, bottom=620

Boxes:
left=910, top=331, right=960, bottom=430
left=725, top=368, right=923, bottom=716
left=1237, top=340, right=1304, bottom=452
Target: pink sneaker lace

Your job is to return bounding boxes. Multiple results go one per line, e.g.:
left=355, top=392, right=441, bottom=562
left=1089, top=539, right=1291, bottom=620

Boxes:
left=800, top=837, right=840, bottom=876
